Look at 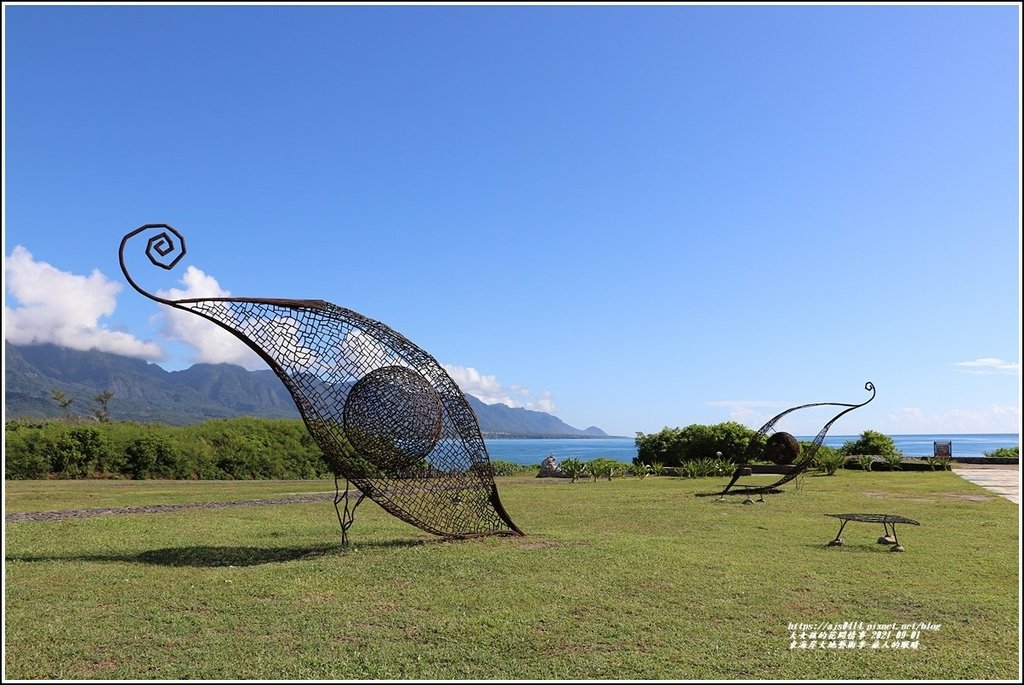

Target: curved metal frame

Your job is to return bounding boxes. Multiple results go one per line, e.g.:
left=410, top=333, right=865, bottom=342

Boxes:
left=120, top=224, right=524, bottom=542
left=712, top=381, right=876, bottom=500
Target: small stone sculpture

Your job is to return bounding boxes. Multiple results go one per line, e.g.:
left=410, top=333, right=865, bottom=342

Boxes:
left=536, top=454, right=564, bottom=478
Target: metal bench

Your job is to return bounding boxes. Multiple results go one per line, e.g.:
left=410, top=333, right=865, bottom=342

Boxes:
left=825, top=513, right=920, bottom=552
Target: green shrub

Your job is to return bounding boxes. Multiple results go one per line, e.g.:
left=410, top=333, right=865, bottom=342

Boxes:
left=489, top=460, right=534, bottom=476
left=925, top=455, right=952, bottom=471
left=587, top=458, right=623, bottom=481
left=853, top=454, right=874, bottom=472
left=4, top=421, right=53, bottom=479
left=4, top=449, right=51, bottom=480
left=631, top=463, right=652, bottom=479
left=560, top=458, right=588, bottom=483
left=125, top=435, right=181, bottom=479
left=682, top=457, right=718, bottom=478
left=839, top=430, right=902, bottom=460
left=635, top=422, right=754, bottom=467
left=814, top=449, right=847, bottom=476
left=984, top=447, right=1019, bottom=460
left=711, top=457, right=733, bottom=476
left=51, top=427, right=111, bottom=478
left=183, top=417, right=331, bottom=480
left=880, top=451, right=903, bottom=471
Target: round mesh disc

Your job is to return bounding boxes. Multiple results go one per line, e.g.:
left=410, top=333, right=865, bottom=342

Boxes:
left=764, top=431, right=801, bottom=465
left=343, top=365, right=443, bottom=471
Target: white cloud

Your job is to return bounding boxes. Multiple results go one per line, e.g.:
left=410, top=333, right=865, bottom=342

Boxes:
left=442, top=364, right=556, bottom=413
left=337, top=329, right=401, bottom=377
left=705, top=399, right=892, bottom=435
left=705, top=400, right=790, bottom=428
left=530, top=391, right=556, bottom=414
left=155, top=266, right=263, bottom=369
left=3, top=245, right=163, bottom=359
left=885, top=405, right=1021, bottom=434
left=706, top=400, right=790, bottom=409
left=155, top=271, right=411, bottom=377
left=705, top=397, right=1020, bottom=435
left=954, top=358, right=1020, bottom=375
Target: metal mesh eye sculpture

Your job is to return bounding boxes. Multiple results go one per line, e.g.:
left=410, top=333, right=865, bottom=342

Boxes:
left=707, top=381, right=876, bottom=501
left=119, top=224, right=524, bottom=544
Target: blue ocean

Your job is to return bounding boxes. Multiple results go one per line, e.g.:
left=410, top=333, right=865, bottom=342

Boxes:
left=484, top=434, right=1020, bottom=465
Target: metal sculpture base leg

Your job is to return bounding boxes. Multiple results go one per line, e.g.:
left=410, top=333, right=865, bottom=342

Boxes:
left=878, top=522, right=896, bottom=545
left=334, top=475, right=365, bottom=547
left=741, top=491, right=765, bottom=505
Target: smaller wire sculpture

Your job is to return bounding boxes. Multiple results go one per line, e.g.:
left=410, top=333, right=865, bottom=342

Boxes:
left=701, top=381, right=876, bottom=502
left=119, top=224, right=524, bottom=545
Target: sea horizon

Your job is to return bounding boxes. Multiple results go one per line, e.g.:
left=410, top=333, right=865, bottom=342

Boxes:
left=484, top=433, right=1020, bottom=465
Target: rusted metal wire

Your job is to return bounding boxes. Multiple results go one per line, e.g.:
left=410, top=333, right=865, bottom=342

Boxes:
left=711, top=382, right=877, bottom=500
left=120, top=224, right=524, bottom=543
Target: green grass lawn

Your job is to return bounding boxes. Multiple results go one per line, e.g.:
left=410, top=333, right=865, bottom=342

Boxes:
left=4, top=471, right=1019, bottom=679
left=3, top=478, right=336, bottom=513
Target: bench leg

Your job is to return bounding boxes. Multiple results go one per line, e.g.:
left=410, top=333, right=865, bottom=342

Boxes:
left=828, top=520, right=848, bottom=546
left=890, top=524, right=905, bottom=552
left=878, top=521, right=896, bottom=545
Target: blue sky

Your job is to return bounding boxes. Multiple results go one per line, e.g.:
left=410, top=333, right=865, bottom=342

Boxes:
left=3, top=3, right=1021, bottom=438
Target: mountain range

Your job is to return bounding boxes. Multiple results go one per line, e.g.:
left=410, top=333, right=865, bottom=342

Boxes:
left=3, top=342, right=608, bottom=438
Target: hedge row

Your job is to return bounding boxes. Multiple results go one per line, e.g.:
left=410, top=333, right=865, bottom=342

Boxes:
left=634, top=424, right=905, bottom=467
left=4, top=417, right=331, bottom=480
left=4, top=418, right=549, bottom=481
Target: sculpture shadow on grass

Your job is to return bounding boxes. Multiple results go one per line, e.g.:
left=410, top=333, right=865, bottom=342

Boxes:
left=6, top=538, right=437, bottom=568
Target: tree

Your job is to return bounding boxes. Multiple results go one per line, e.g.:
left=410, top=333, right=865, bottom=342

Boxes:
left=125, top=434, right=179, bottom=480
left=839, top=430, right=901, bottom=459
left=635, top=421, right=755, bottom=466
left=51, top=426, right=110, bottom=478
left=51, top=389, right=74, bottom=420
left=92, top=390, right=114, bottom=423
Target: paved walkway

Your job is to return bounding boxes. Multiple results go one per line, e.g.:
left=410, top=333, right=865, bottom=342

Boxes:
left=951, top=464, right=1020, bottom=504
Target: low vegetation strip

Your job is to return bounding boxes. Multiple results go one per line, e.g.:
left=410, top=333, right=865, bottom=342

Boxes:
left=4, top=492, right=336, bottom=523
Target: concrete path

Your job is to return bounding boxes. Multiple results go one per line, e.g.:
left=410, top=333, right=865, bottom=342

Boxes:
left=951, top=464, right=1020, bottom=504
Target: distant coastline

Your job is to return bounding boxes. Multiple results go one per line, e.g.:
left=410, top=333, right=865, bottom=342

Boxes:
left=484, top=433, right=1019, bottom=465
left=482, top=433, right=629, bottom=440
left=817, top=433, right=1019, bottom=457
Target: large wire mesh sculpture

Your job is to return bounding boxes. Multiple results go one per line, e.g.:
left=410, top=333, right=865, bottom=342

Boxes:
left=119, top=224, right=524, bottom=544
left=704, top=381, right=876, bottom=502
